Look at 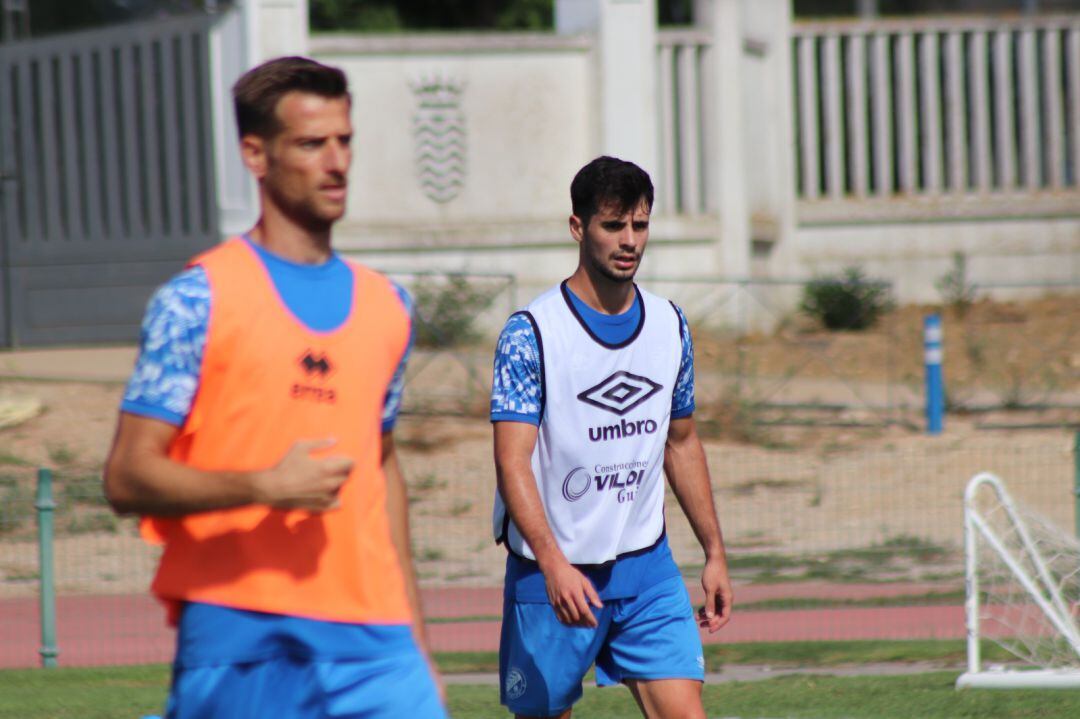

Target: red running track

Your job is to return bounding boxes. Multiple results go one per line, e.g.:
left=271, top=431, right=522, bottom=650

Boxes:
left=0, top=582, right=966, bottom=669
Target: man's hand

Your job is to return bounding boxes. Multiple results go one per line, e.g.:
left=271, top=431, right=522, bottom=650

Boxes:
left=254, top=439, right=353, bottom=511
left=495, top=422, right=602, bottom=628
left=697, top=557, right=733, bottom=633
left=542, top=558, right=603, bottom=628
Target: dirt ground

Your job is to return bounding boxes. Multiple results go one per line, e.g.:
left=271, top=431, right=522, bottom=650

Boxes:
left=0, top=296, right=1077, bottom=598
left=0, top=383, right=1074, bottom=599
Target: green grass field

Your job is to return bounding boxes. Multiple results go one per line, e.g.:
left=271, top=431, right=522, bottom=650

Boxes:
left=2, top=642, right=1077, bottom=719
left=4, top=666, right=1080, bottom=719
left=435, top=639, right=1018, bottom=673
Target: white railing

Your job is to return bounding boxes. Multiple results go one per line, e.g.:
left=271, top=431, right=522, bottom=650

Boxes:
left=656, top=29, right=711, bottom=216
left=792, top=15, right=1080, bottom=210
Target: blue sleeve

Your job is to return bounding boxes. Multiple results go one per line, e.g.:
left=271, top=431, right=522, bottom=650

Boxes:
left=490, top=313, right=542, bottom=425
left=121, top=267, right=210, bottom=426
left=671, top=304, right=695, bottom=419
left=382, top=282, right=413, bottom=432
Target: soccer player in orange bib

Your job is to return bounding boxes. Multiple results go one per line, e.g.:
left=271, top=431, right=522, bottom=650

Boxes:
left=104, top=56, right=446, bottom=719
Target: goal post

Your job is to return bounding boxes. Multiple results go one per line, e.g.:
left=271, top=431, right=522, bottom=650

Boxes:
left=957, top=472, right=1080, bottom=689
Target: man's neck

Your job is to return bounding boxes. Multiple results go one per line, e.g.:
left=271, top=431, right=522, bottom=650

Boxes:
left=246, top=215, right=332, bottom=265
left=565, top=266, right=636, bottom=315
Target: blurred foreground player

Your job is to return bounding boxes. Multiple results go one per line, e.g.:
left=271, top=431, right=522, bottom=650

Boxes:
left=491, top=156, right=733, bottom=718
left=104, top=56, right=446, bottom=719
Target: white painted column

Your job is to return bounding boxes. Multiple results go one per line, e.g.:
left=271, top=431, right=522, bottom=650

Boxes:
left=695, top=0, right=781, bottom=280
left=210, top=0, right=310, bottom=237
left=847, top=32, right=869, bottom=198
left=556, top=0, right=659, bottom=179
left=249, top=0, right=309, bottom=61
left=740, top=0, right=797, bottom=276
left=556, top=0, right=601, bottom=35
left=210, top=5, right=255, bottom=236
left=599, top=0, right=659, bottom=177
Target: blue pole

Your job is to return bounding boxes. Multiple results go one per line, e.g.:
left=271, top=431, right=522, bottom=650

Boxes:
left=924, top=314, right=944, bottom=435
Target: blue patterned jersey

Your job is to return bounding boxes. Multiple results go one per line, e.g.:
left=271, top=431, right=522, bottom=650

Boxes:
left=122, top=240, right=412, bottom=431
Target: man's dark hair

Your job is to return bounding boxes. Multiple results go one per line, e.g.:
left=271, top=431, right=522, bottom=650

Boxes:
left=570, top=156, right=654, bottom=227
left=233, top=56, right=349, bottom=140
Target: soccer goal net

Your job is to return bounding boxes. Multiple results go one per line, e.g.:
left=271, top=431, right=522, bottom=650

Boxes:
left=957, top=472, right=1080, bottom=689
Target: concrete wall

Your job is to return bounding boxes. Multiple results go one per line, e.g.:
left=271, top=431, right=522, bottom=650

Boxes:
left=309, top=33, right=601, bottom=291
left=314, top=36, right=593, bottom=233
left=797, top=217, right=1080, bottom=301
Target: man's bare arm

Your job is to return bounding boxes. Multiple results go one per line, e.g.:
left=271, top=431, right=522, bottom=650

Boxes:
left=382, top=432, right=445, bottom=701
left=494, top=421, right=602, bottom=627
left=663, top=415, right=733, bottom=633
left=103, top=412, right=352, bottom=516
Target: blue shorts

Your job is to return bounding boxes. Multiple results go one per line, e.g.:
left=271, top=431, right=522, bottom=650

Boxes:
left=499, top=574, right=705, bottom=717
left=164, top=604, right=446, bottom=719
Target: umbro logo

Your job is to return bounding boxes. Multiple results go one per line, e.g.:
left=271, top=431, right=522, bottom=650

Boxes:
left=577, top=371, right=662, bottom=416
left=299, top=350, right=333, bottom=378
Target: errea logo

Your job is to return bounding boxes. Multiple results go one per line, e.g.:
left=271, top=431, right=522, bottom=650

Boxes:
left=292, top=349, right=336, bottom=404
left=299, top=350, right=333, bottom=378
left=577, top=371, right=662, bottom=416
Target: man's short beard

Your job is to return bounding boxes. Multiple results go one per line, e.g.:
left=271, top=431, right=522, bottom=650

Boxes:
left=268, top=183, right=337, bottom=234
left=583, top=230, right=640, bottom=283
left=591, top=258, right=636, bottom=284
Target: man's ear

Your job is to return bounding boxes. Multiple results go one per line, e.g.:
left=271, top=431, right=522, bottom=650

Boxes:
left=569, top=214, right=585, bottom=245
left=239, top=134, right=268, bottom=180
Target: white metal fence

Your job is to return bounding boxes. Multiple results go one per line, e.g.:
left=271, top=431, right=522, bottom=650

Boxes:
left=792, top=15, right=1080, bottom=206
left=656, top=28, right=711, bottom=216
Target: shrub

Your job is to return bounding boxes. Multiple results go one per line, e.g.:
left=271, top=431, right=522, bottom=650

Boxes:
left=412, top=274, right=496, bottom=348
left=0, top=475, right=32, bottom=536
left=799, top=266, right=893, bottom=331
left=935, top=251, right=977, bottom=316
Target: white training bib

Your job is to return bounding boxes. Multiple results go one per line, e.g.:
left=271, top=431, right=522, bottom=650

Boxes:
left=493, top=282, right=682, bottom=564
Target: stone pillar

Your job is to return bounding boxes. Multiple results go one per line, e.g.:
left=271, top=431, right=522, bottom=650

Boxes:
left=555, top=0, right=601, bottom=34
left=247, top=0, right=309, bottom=61
left=209, top=4, right=255, bottom=235
left=737, top=0, right=797, bottom=278
left=210, top=0, right=311, bottom=237
left=556, top=0, right=659, bottom=179
left=695, top=0, right=751, bottom=279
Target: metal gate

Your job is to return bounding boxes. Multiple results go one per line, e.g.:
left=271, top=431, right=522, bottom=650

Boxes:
left=0, top=13, right=219, bottom=347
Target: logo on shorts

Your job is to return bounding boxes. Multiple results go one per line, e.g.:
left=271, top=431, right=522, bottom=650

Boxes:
left=505, top=667, right=527, bottom=700
left=697, top=655, right=706, bottom=670
left=561, top=467, right=592, bottom=502
left=577, top=371, right=662, bottom=416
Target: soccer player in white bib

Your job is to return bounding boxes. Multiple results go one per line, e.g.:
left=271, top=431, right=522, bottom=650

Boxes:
left=491, top=156, right=733, bottom=718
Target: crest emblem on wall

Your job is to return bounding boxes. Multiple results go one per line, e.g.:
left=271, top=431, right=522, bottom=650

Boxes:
left=410, top=75, right=467, bottom=203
